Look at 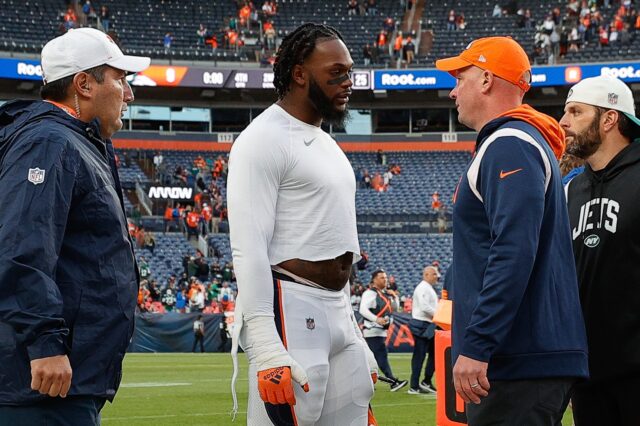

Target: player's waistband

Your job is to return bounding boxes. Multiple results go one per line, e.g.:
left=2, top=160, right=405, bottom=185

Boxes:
left=271, top=266, right=345, bottom=299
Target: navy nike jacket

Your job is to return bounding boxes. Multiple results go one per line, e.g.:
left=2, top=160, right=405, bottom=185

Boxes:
left=0, top=100, right=139, bottom=405
left=451, top=107, right=588, bottom=381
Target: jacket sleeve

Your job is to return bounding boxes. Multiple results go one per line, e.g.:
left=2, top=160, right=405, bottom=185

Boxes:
left=460, top=135, right=547, bottom=361
left=0, top=134, right=75, bottom=360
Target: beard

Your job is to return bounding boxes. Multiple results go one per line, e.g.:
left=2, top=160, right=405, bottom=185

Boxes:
left=565, top=113, right=602, bottom=159
left=308, top=77, right=350, bottom=128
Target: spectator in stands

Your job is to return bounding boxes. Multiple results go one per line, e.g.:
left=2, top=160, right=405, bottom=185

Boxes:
left=492, top=4, right=502, bottom=18
left=598, top=25, right=609, bottom=46
left=190, top=287, right=206, bottom=312
left=192, top=315, right=206, bottom=352
left=363, top=43, right=373, bottom=66
left=383, top=16, right=395, bottom=34
left=376, top=148, right=387, bottom=164
left=437, top=207, right=447, bottom=233
left=138, top=262, right=151, bottom=287
left=98, top=5, right=111, bottom=32
left=264, top=20, right=276, bottom=50
left=357, top=249, right=369, bottom=270
left=261, top=1, right=274, bottom=18
left=456, top=13, right=466, bottom=30
left=435, top=36, right=587, bottom=423
left=368, top=0, right=378, bottom=16
left=382, top=167, right=393, bottom=187
left=239, top=2, right=252, bottom=28
left=403, top=36, right=416, bottom=66
left=161, top=284, right=177, bottom=311
left=358, top=0, right=368, bottom=16
left=360, top=269, right=408, bottom=391
left=431, top=191, right=442, bottom=212
left=163, top=32, right=173, bottom=54
left=370, top=172, right=385, bottom=192
left=393, top=31, right=403, bottom=61
left=186, top=209, right=200, bottom=241
left=197, top=24, right=207, bottom=46
left=387, top=275, right=399, bottom=294
left=376, top=29, right=387, bottom=56
left=408, top=266, right=439, bottom=394
left=570, top=26, right=581, bottom=51
left=362, top=169, right=371, bottom=188
left=446, top=10, right=457, bottom=31
left=348, top=0, right=358, bottom=16
left=217, top=281, right=234, bottom=311
left=64, top=6, right=78, bottom=30
left=143, top=231, right=156, bottom=254
left=82, top=1, right=97, bottom=27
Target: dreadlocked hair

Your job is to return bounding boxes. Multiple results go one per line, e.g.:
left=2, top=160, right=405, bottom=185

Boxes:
left=273, top=23, right=345, bottom=99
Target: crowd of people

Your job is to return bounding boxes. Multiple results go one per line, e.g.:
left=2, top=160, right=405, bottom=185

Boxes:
left=530, top=1, right=640, bottom=64
left=136, top=251, right=237, bottom=314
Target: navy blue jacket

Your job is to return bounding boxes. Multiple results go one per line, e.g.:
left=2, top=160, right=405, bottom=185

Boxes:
left=451, top=116, right=589, bottom=381
left=0, top=100, right=139, bottom=405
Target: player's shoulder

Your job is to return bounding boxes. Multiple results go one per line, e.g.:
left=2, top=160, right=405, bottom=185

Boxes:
left=233, top=105, right=289, bottom=148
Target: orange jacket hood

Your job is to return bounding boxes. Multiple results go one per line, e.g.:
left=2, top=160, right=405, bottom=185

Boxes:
left=498, top=104, right=565, bottom=159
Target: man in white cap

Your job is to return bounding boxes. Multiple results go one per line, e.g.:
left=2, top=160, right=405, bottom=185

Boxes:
left=0, top=28, right=149, bottom=424
left=560, top=75, right=640, bottom=426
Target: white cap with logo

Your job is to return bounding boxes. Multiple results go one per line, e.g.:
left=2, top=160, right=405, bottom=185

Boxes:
left=566, top=75, right=640, bottom=134
left=41, top=28, right=150, bottom=84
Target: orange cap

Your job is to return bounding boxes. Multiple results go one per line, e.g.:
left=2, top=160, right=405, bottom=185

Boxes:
left=435, top=36, right=532, bottom=92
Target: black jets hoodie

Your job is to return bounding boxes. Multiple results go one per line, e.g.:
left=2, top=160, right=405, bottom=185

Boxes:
left=566, top=141, right=640, bottom=381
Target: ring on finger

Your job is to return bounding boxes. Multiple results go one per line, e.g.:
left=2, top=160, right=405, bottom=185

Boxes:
left=470, top=383, right=480, bottom=388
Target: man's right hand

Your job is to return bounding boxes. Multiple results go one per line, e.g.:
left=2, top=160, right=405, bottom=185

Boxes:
left=30, top=355, right=72, bottom=398
left=257, top=365, right=309, bottom=405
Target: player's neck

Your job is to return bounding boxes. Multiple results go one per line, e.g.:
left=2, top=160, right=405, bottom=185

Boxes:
left=277, top=97, right=322, bottom=127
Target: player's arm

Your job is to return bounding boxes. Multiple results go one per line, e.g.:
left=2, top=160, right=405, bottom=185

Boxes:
left=0, top=134, right=75, bottom=397
left=359, top=290, right=383, bottom=324
left=461, top=135, right=547, bottom=361
left=227, top=132, right=308, bottom=406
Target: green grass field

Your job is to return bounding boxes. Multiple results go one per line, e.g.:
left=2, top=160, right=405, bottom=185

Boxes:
left=101, top=353, right=573, bottom=425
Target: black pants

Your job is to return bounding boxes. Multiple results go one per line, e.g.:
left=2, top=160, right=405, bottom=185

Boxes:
left=192, top=333, right=204, bottom=352
left=410, top=335, right=434, bottom=389
left=466, top=378, right=574, bottom=426
left=365, top=336, right=395, bottom=380
left=572, top=375, right=640, bottom=426
left=0, top=396, right=106, bottom=426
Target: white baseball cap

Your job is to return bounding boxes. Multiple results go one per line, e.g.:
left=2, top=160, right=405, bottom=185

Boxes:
left=566, top=75, right=640, bottom=135
left=41, top=28, right=150, bottom=84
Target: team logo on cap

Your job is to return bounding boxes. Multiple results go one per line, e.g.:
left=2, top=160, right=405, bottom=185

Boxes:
left=608, top=93, right=618, bottom=105
left=28, top=168, right=45, bottom=185
left=568, top=88, right=574, bottom=98
left=478, top=54, right=487, bottom=63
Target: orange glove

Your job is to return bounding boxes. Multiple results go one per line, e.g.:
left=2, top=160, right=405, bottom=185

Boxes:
left=368, top=405, right=378, bottom=426
left=371, top=371, right=378, bottom=384
left=257, top=366, right=309, bottom=405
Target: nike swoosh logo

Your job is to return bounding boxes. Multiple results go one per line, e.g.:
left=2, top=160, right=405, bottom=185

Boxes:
left=499, top=168, right=523, bottom=179
left=304, top=138, right=316, bottom=146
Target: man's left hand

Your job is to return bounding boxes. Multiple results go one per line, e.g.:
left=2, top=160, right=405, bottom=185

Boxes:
left=452, top=355, right=490, bottom=404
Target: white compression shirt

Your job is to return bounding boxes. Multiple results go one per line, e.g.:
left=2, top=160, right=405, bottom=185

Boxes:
left=227, top=104, right=361, bottom=321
